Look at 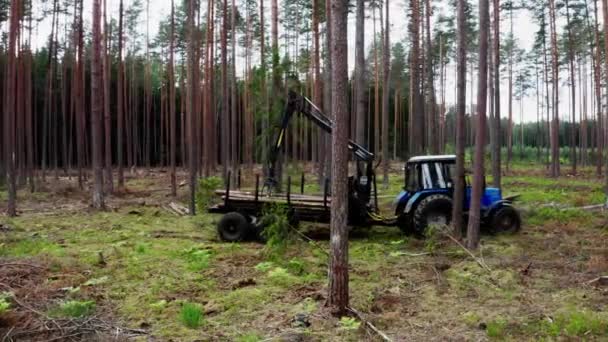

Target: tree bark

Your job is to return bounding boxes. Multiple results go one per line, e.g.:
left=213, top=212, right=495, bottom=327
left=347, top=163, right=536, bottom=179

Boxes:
left=382, top=0, right=390, bottom=187
left=451, top=0, right=467, bottom=239
left=549, top=0, right=560, bottom=177
left=466, top=0, right=489, bottom=250
left=4, top=0, right=20, bottom=217
left=491, top=0, right=501, bottom=188
left=103, top=0, right=113, bottom=192
left=328, top=0, right=349, bottom=315
left=354, top=0, right=365, bottom=147
left=188, top=0, right=198, bottom=214
left=169, top=0, right=176, bottom=196
left=91, top=0, right=105, bottom=209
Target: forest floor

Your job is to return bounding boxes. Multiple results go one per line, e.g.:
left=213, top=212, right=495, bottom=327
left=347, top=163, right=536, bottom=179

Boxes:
left=1, top=162, right=608, bottom=341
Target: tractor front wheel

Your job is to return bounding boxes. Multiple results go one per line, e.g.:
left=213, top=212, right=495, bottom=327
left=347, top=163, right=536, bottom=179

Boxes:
left=413, top=194, right=453, bottom=235
left=490, top=206, right=521, bottom=234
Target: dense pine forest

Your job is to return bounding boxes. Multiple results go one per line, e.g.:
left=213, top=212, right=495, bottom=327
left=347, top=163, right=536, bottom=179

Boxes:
left=1, top=0, right=608, bottom=340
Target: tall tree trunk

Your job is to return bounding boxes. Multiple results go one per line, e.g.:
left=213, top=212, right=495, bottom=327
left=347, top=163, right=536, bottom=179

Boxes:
left=549, top=0, right=560, bottom=177
left=117, top=0, right=124, bottom=188
left=103, top=0, right=113, bottom=192
left=231, top=0, right=238, bottom=184
left=91, top=0, right=105, bottom=209
left=382, top=0, right=390, bottom=187
left=507, top=7, right=513, bottom=171
left=451, top=0, right=467, bottom=239
left=466, top=0, right=489, bottom=250
left=410, top=0, right=423, bottom=155
left=565, top=0, right=577, bottom=174
left=354, top=0, right=365, bottom=147
left=491, top=0, right=501, bottom=187
left=170, top=0, right=177, bottom=196
left=601, top=0, right=608, bottom=196
left=188, top=0, right=198, bottom=214
left=424, top=0, right=437, bottom=154
left=4, top=0, right=20, bottom=217
left=591, top=0, right=602, bottom=176
left=328, top=0, right=349, bottom=315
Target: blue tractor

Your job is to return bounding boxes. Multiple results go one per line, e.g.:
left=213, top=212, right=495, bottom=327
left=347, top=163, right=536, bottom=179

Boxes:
left=210, top=92, right=521, bottom=241
left=394, top=155, right=521, bottom=235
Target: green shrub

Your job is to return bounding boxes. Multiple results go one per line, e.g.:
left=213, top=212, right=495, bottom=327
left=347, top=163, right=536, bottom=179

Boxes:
left=180, top=302, right=204, bottom=329
left=196, top=176, right=224, bottom=212
left=260, top=204, right=293, bottom=256
left=52, top=300, right=96, bottom=318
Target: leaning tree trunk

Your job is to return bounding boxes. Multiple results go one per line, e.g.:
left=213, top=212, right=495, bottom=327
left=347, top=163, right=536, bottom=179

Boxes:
left=328, top=0, right=349, bottom=316
left=466, top=0, right=489, bottom=250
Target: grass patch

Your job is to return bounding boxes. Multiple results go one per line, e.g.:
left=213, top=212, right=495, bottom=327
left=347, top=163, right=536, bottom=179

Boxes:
left=0, top=238, right=63, bottom=257
left=181, top=247, right=213, bottom=271
left=525, top=207, right=594, bottom=226
left=50, top=300, right=96, bottom=318
left=486, top=317, right=507, bottom=338
left=236, top=333, right=263, bottom=342
left=180, top=302, right=204, bottom=329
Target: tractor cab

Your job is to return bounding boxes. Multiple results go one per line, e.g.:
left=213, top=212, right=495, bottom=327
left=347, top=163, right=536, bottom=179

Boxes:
left=394, top=155, right=521, bottom=235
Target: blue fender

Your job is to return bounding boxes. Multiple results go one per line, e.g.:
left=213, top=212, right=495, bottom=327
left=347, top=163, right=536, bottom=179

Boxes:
left=401, top=189, right=451, bottom=215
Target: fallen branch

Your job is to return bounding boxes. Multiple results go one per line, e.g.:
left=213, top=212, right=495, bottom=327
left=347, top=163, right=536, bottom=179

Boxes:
left=169, top=202, right=189, bottom=215
left=347, top=306, right=393, bottom=342
left=0, top=263, right=46, bottom=269
left=585, top=276, right=608, bottom=286
left=442, top=231, right=492, bottom=273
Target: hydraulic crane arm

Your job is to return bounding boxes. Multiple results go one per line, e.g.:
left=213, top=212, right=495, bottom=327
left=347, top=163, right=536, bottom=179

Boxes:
left=266, top=91, right=374, bottom=188
left=269, top=90, right=374, bottom=165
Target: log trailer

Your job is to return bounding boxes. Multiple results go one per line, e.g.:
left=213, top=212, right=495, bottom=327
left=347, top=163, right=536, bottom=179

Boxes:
left=209, top=91, right=521, bottom=242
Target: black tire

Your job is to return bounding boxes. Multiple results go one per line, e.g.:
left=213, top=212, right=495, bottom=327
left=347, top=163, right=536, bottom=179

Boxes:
left=490, top=205, right=521, bottom=234
left=413, top=194, right=453, bottom=235
left=218, top=212, right=251, bottom=242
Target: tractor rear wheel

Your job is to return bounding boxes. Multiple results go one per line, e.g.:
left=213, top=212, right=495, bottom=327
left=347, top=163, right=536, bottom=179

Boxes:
left=218, top=212, right=251, bottom=242
left=490, top=206, right=521, bottom=234
left=413, top=194, right=453, bottom=235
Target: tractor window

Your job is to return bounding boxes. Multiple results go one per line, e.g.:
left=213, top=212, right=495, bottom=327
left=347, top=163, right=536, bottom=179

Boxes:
left=422, top=163, right=448, bottom=189
left=405, top=164, right=419, bottom=192
left=444, top=163, right=456, bottom=187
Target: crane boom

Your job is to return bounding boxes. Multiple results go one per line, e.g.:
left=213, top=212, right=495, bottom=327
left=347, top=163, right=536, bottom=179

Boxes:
left=266, top=91, right=374, bottom=190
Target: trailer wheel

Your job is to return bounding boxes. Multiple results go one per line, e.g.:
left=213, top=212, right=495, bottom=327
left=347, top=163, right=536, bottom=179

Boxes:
left=490, top=206, right=521, bottom=234
left=413, top=194, right=453, bottom=235
left=218, top=212, right=250, bottom=242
